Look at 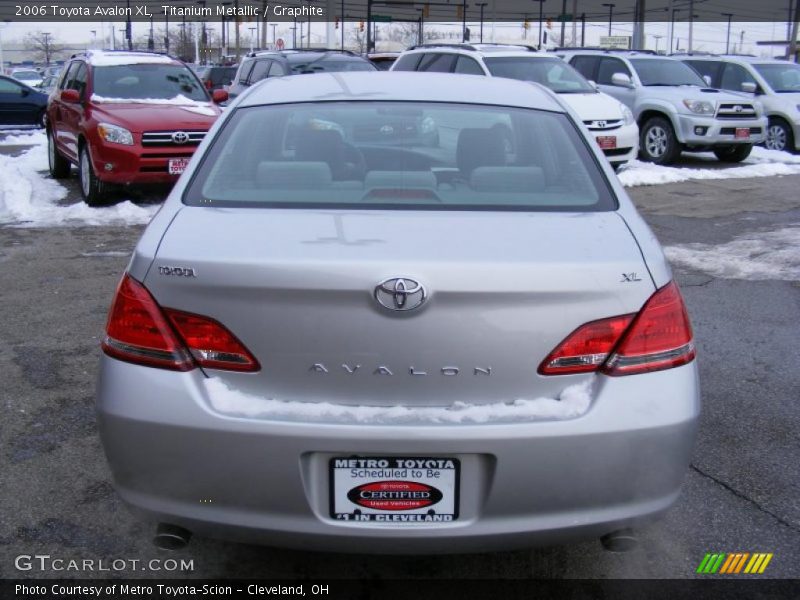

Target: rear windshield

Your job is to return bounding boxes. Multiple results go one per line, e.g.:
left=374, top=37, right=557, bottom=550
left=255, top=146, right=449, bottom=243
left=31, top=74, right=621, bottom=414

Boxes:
left=184, top=101, right=615, bottom=212
left=483, top=57, right=595, bottom=93
left=92, top=64, right=207, bottom=101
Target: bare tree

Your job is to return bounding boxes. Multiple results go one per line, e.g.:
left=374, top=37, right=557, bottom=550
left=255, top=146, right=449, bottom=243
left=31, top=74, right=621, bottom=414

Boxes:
left=24, top=31, right=63, bottom=65
left=348, top=27, right=367, bottom=54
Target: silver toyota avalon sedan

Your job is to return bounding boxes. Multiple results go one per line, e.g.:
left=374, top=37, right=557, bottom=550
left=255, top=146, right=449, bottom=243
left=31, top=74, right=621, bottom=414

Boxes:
left=97, top=72, right=699, bottom=553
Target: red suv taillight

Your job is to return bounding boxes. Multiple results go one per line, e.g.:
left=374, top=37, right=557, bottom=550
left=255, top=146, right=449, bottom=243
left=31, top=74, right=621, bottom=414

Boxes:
left=538, top=281, right=695, bottom=377
left=102, top=274, right=259, bottom=372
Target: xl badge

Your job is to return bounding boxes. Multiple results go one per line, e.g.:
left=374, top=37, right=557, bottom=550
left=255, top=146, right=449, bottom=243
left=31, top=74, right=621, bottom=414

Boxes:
left=374, top=277, right=426, bottom=311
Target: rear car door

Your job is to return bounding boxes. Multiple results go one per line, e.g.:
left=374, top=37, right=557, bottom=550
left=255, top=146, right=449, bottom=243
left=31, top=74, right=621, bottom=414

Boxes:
left=720, top=62, right=758, bottom=94
left=416, top=53, right=457, bottom=73
left=58, top=62, right=88, bottom=162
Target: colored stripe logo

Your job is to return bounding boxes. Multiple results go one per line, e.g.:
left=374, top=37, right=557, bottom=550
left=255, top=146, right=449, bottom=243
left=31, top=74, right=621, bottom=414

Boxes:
left=696, top=553, right=773, bottom=574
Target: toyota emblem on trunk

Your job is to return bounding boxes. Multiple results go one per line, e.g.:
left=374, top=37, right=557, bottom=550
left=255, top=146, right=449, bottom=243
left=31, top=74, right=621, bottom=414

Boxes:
left=375, top=278, right=426, bottom=311
left=172, top=131, right=190, bottom=144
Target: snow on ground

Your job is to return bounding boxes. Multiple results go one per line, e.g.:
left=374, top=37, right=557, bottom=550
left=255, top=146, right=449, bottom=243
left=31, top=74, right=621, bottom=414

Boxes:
left=205, top=377, right=594, bottom=424
left=665, top=226, right=800, bottom=281
left=619, top=147, right=800, bottom=188
left=0, top=132, right=160, bottom=228
left=0, top=130, right=47, bottom=146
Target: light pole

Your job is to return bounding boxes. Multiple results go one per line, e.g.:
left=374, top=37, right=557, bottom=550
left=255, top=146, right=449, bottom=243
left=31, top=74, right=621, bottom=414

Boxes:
left=271, top=23, right=277, bottom=48
left=477, top=3, right=488, bottom=43
left=42, top=32, right=51, bottom=66
left=670, top=8, right=680, bottom=54
left=0, top=20, right=10, bottom=76
left=722, top=12, right=733, bottom=54
left=197, top=1, right=207, bottom=62
left=602, top=3, right=615, bottom=36
left=249, top=27, right=256, bottom=52
left=652, top=34, right=662, bottom=54
left=532, top=0, right=546, bottom=49
left=126, top=0, right=132, bottom=50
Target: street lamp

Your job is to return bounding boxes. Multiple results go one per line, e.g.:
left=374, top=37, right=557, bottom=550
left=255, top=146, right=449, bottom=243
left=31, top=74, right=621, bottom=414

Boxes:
left=602, top=3, right=615, bottom=37
left=532, top=0, right=546, bottom=50
left=722, top=13, right=733, bottom=54
left=652, top=34, right=662, bottom=54
left=249, top=26, right=256, bottom=53
left=477, top=2, right=488, bottom=43
left=42, top=32, right=51, bottom=66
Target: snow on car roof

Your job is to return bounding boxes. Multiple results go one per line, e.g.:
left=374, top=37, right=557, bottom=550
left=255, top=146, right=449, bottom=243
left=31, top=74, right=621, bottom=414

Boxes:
left=86, top=52, right=177, bottom=67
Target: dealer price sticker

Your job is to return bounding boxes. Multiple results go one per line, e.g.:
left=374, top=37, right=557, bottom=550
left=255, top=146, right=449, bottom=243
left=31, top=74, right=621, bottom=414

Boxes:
left=330, top=456, right=460, bottom=523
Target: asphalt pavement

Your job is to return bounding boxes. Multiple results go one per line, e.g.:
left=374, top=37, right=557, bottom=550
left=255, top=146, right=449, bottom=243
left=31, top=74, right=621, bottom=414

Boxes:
left=0, top=151, right=798, bottom=580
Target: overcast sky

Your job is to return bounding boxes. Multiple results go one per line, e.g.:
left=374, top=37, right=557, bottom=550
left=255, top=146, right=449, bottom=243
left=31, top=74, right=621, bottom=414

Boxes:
left=1, top=19, right=795, bottom=56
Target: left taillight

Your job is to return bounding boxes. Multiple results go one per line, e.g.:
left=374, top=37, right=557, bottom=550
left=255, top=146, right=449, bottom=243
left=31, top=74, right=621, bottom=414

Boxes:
left=102, top=274, right=259, bottom=372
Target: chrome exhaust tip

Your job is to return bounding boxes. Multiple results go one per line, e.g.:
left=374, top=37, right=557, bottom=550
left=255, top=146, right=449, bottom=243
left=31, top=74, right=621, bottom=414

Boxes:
left=600, top=528, right=638, bottom=552
left=153, top=523, right=192, bottom=550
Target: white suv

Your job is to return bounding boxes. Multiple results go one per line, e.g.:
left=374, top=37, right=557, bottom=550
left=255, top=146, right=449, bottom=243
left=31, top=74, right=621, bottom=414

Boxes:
left=391, top=43, right=639, bottom=169
left=680, top=55, right=800, bottom=153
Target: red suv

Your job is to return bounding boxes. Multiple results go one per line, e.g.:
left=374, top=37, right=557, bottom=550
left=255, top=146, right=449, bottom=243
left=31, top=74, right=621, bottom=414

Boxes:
left=47, top=51, right=227, bottom=205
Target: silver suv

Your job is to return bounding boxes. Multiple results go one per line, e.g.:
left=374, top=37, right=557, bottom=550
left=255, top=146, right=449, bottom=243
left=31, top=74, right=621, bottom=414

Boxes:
left=679, top=55, right=800, bottom=153
left=97, top=72, right=699, bottom=553
left=562, top=50, right=767, bottom=164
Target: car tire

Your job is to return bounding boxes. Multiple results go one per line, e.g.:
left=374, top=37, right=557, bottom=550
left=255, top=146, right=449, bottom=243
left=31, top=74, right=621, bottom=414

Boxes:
left=713, top=144, right=752, bottom=163
left=764, top=118, right=795, bottom=153
left=37, top=109, right=47, bottom=129
left=79, top=145, right=109, bottom=206
left=640, top=117, right=681, bottom=165
left=47, top=129, right=71, bottom=179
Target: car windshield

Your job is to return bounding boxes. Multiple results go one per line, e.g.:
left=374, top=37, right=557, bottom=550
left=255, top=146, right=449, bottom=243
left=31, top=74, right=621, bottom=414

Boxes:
left=483, top=57, right=595, bottom=93
left=92, top=64, right=207, bottom=101
left=185, top=101, right=614, bottom=212
left=630, top=58, right=706, bottom=86
left=13, top=70, right=40, bottom=80
left=754, top=63, right=800, bottom=93
left=288, top=56, right=377, bottom=74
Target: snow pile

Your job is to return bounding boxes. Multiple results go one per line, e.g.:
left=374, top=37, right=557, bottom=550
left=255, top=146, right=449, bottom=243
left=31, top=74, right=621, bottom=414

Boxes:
left=204, top=377, right=594, bottom=424
left=0, top=140, right=160, bottom=228
left=665, top=226, right=800, bottom=281
left=618, top=158, right=800, bottom=187
left=0, top=131, right=46, bottom=145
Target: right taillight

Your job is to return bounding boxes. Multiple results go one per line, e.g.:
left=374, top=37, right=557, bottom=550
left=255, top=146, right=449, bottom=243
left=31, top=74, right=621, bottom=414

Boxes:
left=539, top=281, right=695, bottom=377
left=102, top=274, right=259, bottom=373
left=602, top=281, right=695, bottom=376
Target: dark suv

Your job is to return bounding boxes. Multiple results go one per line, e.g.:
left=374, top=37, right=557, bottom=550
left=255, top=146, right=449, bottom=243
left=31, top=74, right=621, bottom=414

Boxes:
left=227, top=50, right=376, bottom=100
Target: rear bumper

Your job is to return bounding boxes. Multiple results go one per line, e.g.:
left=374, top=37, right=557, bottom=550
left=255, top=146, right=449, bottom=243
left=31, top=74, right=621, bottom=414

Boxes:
left=96, top=358, right=700, bottom=553
left=675, top=114, right=767, bottom=146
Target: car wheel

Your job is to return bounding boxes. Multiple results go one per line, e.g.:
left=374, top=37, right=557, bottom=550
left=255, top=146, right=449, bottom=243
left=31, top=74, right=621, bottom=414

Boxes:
left=47, top=129, right=71, bottom=179
left=79, top=145, right=109, bottom=206
left=713, top=144, right=752, bottom=163
left=37, top=109, right=47, bottom=129
left=640, top=117, right=681, bottom=165
left=764, top=119, right=794, bottom=153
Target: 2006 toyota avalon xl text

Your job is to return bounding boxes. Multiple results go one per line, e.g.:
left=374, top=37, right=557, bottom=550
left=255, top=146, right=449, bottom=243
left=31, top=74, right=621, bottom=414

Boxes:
left=96, top=72, right=700, bottom=554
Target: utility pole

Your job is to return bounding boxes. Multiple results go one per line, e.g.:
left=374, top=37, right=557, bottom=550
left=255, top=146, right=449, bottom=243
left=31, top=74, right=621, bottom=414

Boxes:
left=42, top=32, right=51, bottom=65
left=653, top=34, right=662, bottom=53
left=602, top=3, right=615, bottom=36
left=670, top=8, right=679, bottom=54
left=532, top=0, right=546, bottom=49
left=164, top=12, right=170, bottom=53
left=560, top=0, right=566, bottom=47
left=722, top=13, right=733, bottom=54
left=688, top=0, right=694, bottom=53
left=126, top=0, right=132, bottom=50
left=234, top=0, right=240, bottom=58
left=580, top=12, right=585, bottom=46
left=477, top=3, right=488, bottom=43
left=789, top=0, right=799, bottom=62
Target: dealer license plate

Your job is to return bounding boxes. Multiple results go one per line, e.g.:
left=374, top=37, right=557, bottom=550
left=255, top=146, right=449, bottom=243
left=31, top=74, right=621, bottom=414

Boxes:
left=168, top=158, right=190, bottom=175
left=596, top=135, right=617, bottom=150
left=330, top=456, right=460, bottom=523
left=735, top=128, right=751, bottom=139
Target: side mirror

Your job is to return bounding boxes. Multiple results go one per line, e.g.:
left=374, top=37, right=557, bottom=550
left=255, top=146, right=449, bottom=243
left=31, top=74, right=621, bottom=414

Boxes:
left=212, top=89, right=229, bottom=104
left=741, top=81, right=757, bottom=94
left=60, top=89, right=81, bottom=103
left=703, top=75, right=712, bottom=86
left=611, top=72, right=634, bottom=88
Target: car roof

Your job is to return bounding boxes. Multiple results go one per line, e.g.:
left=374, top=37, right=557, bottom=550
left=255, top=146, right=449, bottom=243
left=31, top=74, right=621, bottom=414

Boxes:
left=69, top=50, right=181, bottom=67
left=559, top=50, right=665, bottom=60
left=238, top=71, right=564, bottom=112
left=678, top=54, right=794, bottom=65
